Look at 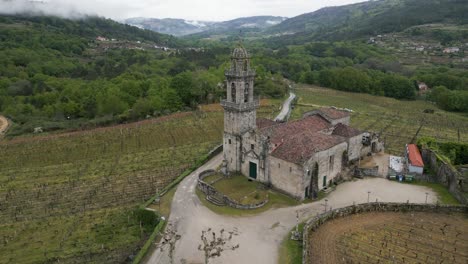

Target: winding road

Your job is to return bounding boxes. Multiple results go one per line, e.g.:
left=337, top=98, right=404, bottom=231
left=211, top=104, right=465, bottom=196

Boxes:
left=274, top=92, right=296, bottom=122
left=145, top=94, right=437, bottom=264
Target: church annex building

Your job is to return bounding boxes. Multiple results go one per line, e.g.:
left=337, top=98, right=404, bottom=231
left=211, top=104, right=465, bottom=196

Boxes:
left=221, top=46, right=383, bottom=200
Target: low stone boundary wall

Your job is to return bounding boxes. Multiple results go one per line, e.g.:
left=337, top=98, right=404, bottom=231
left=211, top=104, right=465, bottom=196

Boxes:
left=356, top=166, right=379, bottom=177
left=197, top=170, right=268, bottom=210
left=421, top=148, right=467, bottom=204
left=207, top=144, right=223, bottom=159
left=302, top=202, right=467, bottom=264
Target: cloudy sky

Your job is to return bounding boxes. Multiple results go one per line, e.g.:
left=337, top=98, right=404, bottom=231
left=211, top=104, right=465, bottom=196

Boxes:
left=1, top=0, right=369, bottom=21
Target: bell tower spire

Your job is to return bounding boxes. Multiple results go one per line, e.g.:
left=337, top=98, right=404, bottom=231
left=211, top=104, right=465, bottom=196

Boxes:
left=221, top=45, right=259, bottom=172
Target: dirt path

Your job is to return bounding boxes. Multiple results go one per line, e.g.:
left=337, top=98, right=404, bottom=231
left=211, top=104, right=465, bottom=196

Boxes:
left=145, top=153, right=437, bottom=264
left=0, top=115, right=9, bottom=138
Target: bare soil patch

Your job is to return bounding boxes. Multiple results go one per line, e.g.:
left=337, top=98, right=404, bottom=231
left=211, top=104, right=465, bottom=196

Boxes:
left=309, top=211, right=468, bottom=264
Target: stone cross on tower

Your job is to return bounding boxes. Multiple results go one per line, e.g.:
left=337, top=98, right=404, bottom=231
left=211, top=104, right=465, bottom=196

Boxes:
left=221, top=45, right=259, bottom=172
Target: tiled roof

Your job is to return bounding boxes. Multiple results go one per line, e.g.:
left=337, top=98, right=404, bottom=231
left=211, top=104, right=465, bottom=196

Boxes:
left=318, top=108, right=350, bottom=119
left=256, top=118, right=277, bottom=130
left=259, top=115, right=331, bottom=146
left=332, top=123, right=362, bottom=137
left=258, top=110, right=358, bottom=164
left=271, top=131, right=346, bottom=164
left=407, top=144, right=424, bottom=167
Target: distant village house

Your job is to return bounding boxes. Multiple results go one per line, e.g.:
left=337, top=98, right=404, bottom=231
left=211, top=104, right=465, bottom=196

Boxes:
left=443, top=47, right=460, bottom=54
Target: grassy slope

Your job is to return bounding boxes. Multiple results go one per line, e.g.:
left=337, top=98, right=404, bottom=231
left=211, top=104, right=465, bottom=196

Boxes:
left=293, top=85, right=468, bottom=155
left=0, top=112, right=223, bottom=263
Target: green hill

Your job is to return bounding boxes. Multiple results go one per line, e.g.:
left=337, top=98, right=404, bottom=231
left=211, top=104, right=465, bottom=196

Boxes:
left=0, top=15, right=182, bottom=47
left=264, top=0, right=468, bottom=46
left=0, top=15, right=217, bottom=135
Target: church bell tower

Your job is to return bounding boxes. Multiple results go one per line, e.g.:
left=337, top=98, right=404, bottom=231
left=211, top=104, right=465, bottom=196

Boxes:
left=221, top=45, right=259, bottom=172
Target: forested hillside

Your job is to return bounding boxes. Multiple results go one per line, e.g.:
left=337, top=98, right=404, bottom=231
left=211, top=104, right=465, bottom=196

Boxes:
left=0, top=14, right=288, bottom=136
left=265, top=0, right=468, bottom=46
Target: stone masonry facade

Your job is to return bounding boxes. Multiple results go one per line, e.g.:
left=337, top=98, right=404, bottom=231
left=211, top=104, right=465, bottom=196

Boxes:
left=221, top=46, right=384, bottom=200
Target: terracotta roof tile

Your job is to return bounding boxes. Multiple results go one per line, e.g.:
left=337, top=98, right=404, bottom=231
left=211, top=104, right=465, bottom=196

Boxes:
left=260, top=115, right=331, bottom=146
left=256, top=118, right=277, bottom=130
left=407, top=144, right=424, bottom=167
left=332, top=123, right=362, bottom=137
left=271, top=131, right=346, bottom=164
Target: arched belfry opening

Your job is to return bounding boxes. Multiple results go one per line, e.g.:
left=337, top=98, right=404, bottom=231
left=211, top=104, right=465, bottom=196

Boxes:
left=221, top=45, right=259, bottom=172
left=231, top=83, right=236, bottom=102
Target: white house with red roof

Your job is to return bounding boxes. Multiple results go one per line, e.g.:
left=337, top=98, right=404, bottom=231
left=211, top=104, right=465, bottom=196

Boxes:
left=221, top=46, right=385, bottom=200
left=406, top=144, right=424, bottom=174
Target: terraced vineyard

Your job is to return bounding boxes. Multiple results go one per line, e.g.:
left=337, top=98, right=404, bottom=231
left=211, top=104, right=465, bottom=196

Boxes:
left=308, top=212, right=468, bottom=264
left=0, top=111, right=227, bottom=263
left=293, top=85, right=468, bottom=155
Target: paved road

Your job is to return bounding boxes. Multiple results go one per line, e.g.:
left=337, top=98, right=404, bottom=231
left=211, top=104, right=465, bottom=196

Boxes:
left=145, top=153, right=436, bottom=264
left=274, top=92, right=296, bottom=122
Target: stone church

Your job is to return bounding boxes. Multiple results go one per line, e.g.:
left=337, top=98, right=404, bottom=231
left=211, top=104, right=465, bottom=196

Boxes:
left=221, top=46, right=383, bottom=200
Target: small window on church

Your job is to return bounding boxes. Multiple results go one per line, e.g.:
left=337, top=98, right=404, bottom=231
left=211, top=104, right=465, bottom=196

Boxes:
left=251, top=144, right=254, bottom=150
left=307, top=170, right=311, bottom=176
left=228, top=139, right=232, bottom=144
left=278, top=163, right=281, bottom=168
left=290, top=167, right=292, bottom=172
left=329, top=155, right=334, bottom=170
left=244, top=83, right=249, bottom=103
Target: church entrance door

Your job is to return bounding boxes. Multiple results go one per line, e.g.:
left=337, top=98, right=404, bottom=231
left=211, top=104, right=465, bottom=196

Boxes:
left=249, top=162, right=257, bottom=179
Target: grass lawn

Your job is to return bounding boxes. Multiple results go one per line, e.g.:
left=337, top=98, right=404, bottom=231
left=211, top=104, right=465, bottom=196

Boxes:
left=278, top=223, right=305, bottom=264
left=404, top=180, right=461, bottom=205
left=212, top=174, right=269, bottom=204
left=196, top=174, right=300, bottom=216
left=147, top=186, right=178, bottom=219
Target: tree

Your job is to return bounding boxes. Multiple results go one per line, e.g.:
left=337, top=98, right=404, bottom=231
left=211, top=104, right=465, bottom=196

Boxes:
left=170, top=71, right=195, bottom=106
left=198, top=228, right=239, bottom=264
left=379, top=74, right=415, bottom=99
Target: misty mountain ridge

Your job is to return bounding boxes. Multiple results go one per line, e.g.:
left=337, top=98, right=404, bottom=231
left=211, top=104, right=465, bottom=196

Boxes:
left=0, top=0, right=93, bottom=19
left=125, top=16, right=287, bottom=36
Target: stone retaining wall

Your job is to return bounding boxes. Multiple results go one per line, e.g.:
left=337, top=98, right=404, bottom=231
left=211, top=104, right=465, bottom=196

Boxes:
left=302, top=202, right=467, bottom=264
left=421, top=148, right=467, bottom=204
left=197, top=170, right=268, bottom=210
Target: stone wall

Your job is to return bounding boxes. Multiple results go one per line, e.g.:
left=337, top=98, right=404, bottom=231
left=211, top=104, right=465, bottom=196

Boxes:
left=302, top=202, right=468, bottom=264
left=355, top=166, right=379, bottom=178
left=347, top=134, right=363, bottom=162
left=269, top=156, right=304, bottom=200
left=421, top=148, right=467, bottom=204
left=197, top=170, right=268, bottom=210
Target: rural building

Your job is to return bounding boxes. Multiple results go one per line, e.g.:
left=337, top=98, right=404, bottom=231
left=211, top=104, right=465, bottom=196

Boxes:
left=443, top=47, right=460, bottom=53
left=221, top=45, right=384, bottom=200
left=418, top=82, right=429, bottom=91
left=406, top=144, right=424, bottom=174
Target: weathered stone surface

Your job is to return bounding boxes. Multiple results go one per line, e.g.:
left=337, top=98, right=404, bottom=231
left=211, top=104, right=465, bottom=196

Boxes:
left=221, top=46, right=384, bottom=201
